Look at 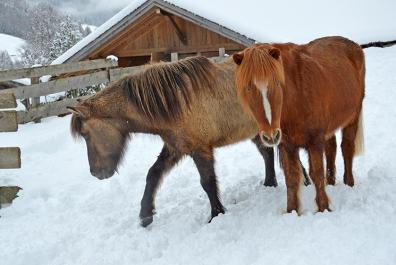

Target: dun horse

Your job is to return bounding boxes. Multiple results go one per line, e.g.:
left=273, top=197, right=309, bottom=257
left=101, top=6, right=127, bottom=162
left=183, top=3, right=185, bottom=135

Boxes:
left=68, top=57, right=291, bottom=227
left=233, top=36, right=365, bottom=213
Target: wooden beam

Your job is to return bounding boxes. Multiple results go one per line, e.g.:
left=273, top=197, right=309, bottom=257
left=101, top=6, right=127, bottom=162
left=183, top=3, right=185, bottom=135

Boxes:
left=163, top=13, right=187, bottom=45
left=0, top=111, right=18, bottom=132
left=114, top=43, right=244, bottom=57
left=0, top=59, right=117, bottom=82
left=0, top=70, right=110, bottom=99
left=0, top=147, right=21, bottom=169
left=109, top=66, right=146, bottom=81
left=91, top=10, right=162, bottom=57
left=17, top=96, right=91, bottom=124
left=31, top=76, right=41, bottom=123
left=0, top=186, right=22, bottom=206
left=0, top=93, right=16, bottom=108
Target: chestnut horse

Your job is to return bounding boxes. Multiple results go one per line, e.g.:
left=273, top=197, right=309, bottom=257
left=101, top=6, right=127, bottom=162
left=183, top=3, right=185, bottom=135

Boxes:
left=233, top=36, right=365, bottom=213
left=68, top=56, right=312, bottom=227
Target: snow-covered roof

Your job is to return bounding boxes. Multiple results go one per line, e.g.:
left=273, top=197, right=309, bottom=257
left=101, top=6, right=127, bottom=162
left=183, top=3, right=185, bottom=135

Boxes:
left=53, top=0, right=396, bottom=65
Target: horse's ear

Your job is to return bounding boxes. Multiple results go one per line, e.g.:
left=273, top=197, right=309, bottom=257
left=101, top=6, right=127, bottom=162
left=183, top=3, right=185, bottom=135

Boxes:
left=66, top=106, right=89, bottom=118
left=269, top=48, right=281, bottom=60
left=233, top=52, right=244, bottom=65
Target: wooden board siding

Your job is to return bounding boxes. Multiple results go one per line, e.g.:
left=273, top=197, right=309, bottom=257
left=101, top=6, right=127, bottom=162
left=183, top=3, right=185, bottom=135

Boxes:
left=86, top=8, right=245, bottom=65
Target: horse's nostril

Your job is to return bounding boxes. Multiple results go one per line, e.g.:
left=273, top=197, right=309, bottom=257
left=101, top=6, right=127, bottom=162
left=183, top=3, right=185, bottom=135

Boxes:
left=260, top=132, right=271, bottom=143
left=273, top=130, right=280, bottom=141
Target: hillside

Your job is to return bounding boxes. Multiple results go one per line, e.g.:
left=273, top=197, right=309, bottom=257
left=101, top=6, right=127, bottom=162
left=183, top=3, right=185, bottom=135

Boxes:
left=0, top=34, right=26, bottom=62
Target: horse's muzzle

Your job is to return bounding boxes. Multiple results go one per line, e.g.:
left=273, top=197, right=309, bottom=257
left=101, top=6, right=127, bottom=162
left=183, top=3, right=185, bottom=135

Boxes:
left=260, top=128, right=282, bottom=147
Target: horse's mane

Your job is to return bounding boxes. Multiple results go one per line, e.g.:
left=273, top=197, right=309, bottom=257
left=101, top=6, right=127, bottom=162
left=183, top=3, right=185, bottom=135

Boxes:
left=235, top=44, right=285, bottom=91
left=119, top=56, right=216, bottom=123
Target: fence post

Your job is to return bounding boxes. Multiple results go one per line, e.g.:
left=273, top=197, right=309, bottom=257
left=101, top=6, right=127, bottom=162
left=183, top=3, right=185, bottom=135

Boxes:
left=171, top=52, right=179, bottom=62
left=31, top=76, right=41, bottom=123
left=219, top=47, right=225, bottom=57
left=0, top=93, right=21, bottom=207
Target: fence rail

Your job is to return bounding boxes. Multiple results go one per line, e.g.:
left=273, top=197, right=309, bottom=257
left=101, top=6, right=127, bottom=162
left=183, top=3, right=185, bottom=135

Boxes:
left=0, top=49, right=229, bottom=124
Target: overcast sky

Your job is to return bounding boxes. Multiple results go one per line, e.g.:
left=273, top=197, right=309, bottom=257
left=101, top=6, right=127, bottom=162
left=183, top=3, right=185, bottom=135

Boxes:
left=59, top=0, right=131, bottom=17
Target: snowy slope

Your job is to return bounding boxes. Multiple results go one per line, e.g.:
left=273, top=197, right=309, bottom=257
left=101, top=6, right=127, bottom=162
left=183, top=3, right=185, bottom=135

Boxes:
left=0, top=33, right=26, bottom=62
left=1, top=46, right=396, bottom=265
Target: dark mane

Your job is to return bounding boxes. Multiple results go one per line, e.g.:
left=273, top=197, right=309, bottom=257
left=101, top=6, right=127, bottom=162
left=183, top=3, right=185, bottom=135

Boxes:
left=120, top=56, right=216, bottom=123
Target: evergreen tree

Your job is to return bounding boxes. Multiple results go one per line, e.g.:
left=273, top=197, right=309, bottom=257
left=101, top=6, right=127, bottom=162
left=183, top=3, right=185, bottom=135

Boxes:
left=0, top=51, right=14, bottom=70
left=49, top=15, right=83, bottom=62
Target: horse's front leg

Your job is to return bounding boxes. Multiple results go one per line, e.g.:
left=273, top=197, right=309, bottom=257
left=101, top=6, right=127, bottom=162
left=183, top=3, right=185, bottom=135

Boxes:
left=308, top=142, right=331, bottom=212
left=279, top=144, right=303, bottom=213
left=192, top=148, right=225, bottom=222
left=139, top=144, right=182, bottom=227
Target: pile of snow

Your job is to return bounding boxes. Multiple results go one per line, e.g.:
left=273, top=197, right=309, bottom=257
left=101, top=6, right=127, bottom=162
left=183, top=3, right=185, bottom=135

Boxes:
left=1, top=46, right=396, bottom=265
left=0, top=33, right=26, bottom=62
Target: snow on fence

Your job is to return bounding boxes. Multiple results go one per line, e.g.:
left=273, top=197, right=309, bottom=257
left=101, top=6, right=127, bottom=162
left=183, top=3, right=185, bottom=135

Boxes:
left=0, top=92, right=21, bottom=207
left=0, top=48, right=228, bottom=124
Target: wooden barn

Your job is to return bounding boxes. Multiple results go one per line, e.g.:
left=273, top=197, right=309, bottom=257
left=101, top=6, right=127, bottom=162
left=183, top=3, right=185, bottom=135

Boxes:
left=54, top=0, right=255, bottom=67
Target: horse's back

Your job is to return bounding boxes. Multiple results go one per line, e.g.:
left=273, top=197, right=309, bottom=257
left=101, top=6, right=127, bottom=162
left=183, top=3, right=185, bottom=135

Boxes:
left=307, top=36, right=365, bottom=72
left=278, top=36, right=365, bottom=140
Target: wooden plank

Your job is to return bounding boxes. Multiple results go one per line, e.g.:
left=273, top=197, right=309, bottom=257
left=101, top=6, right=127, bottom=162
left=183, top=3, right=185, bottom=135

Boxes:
left=0, top=70, right=109, bottom=99
left=31, top=77, right=41, bottom=123
left=0, top=59, right=118, bottom=82
left=109, top=66, right=146, bottom=81
left=0, top=186, right=22, bottom=206
left=17, top=96, right=90, bottom=124
left=0, top=147, right=21, bottom=169
left=0, top=93, right=16, bottom=109
left=0, top=111, right=17, bottom=132
left=114, top=43, right=244, bottom=57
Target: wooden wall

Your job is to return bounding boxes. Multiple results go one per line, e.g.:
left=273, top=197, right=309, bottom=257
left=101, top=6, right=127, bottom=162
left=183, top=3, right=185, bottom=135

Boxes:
left=87, top=8, right=245, bottom=66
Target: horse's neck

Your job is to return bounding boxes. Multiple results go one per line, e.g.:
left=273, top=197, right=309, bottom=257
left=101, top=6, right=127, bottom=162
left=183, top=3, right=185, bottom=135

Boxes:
left=91, top=87, right=163, bottom=135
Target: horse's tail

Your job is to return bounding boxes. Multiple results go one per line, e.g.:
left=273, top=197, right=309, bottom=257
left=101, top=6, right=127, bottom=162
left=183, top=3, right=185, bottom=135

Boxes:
left=354, top=110, right=364, bottom=157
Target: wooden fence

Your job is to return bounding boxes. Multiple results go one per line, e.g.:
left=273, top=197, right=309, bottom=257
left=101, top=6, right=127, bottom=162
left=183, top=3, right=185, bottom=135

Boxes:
left=0, top=92, right=21, bottom=207
left=0, top=49, right=228, bottom=124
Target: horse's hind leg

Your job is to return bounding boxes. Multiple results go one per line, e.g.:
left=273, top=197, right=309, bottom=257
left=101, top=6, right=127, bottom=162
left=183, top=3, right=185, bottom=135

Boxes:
left=325, top=135, right=337, bottom=185
left=341, top=118, right=359, bottom=187
left=140, top=144, right=182, bottom=227
left=252, top=135, right=277, bottom=187
left=192, top=148, right=225, bottom=222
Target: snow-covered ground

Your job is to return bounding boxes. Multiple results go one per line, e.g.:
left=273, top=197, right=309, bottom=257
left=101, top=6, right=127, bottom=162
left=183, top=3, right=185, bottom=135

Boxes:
left=1, top=46, right=396, bottom=265
left=0, top=33, right=25, bottom=62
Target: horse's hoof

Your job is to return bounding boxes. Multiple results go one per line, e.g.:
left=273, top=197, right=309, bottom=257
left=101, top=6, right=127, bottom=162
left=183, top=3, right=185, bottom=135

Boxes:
left=208, top=206, right=226, bottom=223
left=140, top=216, right=154, bottom=227
left=327, top=177, right=336, bottom=185
left=343, top=179, right=354, bottom=187
left=263, top=180, right=278, bottom=187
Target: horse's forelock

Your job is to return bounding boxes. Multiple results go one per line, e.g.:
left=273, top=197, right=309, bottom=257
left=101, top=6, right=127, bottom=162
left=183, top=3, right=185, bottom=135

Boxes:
left=235, top=45, right=285, bottom=92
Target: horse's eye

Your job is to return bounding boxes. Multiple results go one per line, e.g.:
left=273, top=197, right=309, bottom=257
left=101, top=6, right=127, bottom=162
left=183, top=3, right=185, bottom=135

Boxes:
left=246, top=85, right=252, bottom=91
